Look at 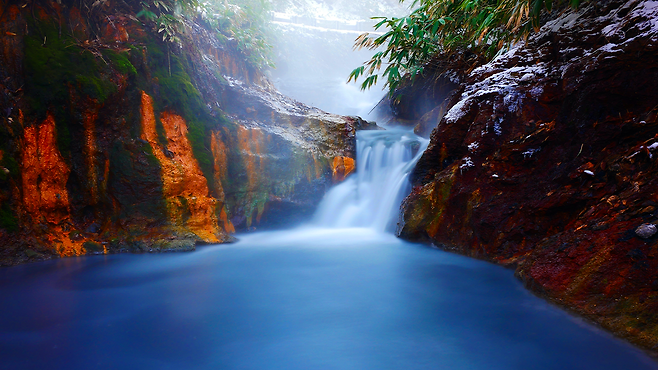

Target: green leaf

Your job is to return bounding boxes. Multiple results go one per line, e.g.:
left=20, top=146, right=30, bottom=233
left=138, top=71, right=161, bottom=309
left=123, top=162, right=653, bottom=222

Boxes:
left=348, top=66, right=365, bottom=83
left=348, top=0, right=590, bottom=94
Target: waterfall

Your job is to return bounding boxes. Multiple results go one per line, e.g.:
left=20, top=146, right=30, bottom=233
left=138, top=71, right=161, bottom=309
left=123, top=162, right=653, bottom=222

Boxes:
left=313, top=128, right=428, bottom=232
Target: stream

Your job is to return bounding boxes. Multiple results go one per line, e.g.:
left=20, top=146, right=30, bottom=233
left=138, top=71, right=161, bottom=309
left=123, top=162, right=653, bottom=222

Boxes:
left=1, top=128, right=657, bottom=369
left=2, top=6, right=658, bottom=368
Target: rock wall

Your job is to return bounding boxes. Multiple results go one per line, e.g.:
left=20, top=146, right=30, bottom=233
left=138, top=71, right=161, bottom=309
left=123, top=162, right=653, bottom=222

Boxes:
left=398, top=0, right=658, bottom=354
left=0, top=0, right=361, bottom=264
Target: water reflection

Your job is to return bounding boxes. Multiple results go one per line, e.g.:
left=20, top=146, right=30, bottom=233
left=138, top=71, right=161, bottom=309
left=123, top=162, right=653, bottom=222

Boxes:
left=0, top=228, right=656, bottom=369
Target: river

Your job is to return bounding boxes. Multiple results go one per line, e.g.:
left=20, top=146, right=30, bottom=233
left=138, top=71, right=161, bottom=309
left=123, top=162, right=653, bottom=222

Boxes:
left=1, top=129, right=657, bottom=369
left=2, top=5, right=658, bottom=367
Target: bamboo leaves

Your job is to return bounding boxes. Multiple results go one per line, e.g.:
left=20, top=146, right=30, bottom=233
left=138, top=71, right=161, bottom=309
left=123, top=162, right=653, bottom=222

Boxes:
left=136, top=0, right=195, bottom=45
left=349, top=0, right=587, bottom=93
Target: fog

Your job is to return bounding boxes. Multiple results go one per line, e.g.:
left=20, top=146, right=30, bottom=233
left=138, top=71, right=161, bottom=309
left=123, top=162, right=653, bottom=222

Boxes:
left=268, top=0, right=408, bottom=119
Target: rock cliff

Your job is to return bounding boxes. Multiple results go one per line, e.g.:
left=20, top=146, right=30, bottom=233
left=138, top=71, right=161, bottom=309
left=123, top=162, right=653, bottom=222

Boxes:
left=0, top=0, right=360, bottom=264
left=398, top=0, right=658, bottom=354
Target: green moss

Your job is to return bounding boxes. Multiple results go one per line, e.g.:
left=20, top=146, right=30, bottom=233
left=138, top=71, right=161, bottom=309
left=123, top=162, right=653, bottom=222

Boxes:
left=0, top=120, right=19, bottom=180
left=187, top=120, right=212, bottom=175
left=141, top=141, right=160, bottom=164
left=141, top=37, right=232, bottom=188
left=154, top=116, right=169, bottom=148
left=102, top=49, right=137, bottom=76
left=24, top=22, right=116, bottom=116
left=108, top=141, right=167, bottom=221
left=2, top=152, right=19, bottom=177
left=54, top=118, right=72, bottom=160
left=177, top=196, right=191, bottom=223
left=83, top=241, right=103, bottom=252
left=75, top=75, right=114, bottom=102
left=0, top=202, right=18, bottom=232
left=23, top=20, right=118, bottom=158
left=0, top=151, right=18, bottom=182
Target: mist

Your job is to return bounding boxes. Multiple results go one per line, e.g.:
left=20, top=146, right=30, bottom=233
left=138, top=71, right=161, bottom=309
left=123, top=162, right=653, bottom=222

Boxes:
left=268, top=0, right=408, bottom=119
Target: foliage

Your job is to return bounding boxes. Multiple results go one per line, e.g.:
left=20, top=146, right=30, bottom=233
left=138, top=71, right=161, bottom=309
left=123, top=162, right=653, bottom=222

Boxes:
left=136, top=0, right=199, bottom=43
left=200, top=0, right=275, bottom=69
left=349, top=0, right=588, bottom=93
left=133, top=0, right=274, bottom=70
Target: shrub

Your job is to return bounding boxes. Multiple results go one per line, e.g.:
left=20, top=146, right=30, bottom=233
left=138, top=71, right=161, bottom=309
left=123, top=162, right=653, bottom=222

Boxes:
left=349, top=0, right=588, bottom=93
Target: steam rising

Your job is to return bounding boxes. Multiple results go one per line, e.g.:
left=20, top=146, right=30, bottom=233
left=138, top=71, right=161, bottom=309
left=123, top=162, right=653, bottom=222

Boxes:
left=269, top=0, right=407, bottom=119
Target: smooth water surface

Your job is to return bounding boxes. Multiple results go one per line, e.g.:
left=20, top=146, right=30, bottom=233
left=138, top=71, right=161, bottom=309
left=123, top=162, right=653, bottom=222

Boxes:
left=0, top=228, right=657, bottom=370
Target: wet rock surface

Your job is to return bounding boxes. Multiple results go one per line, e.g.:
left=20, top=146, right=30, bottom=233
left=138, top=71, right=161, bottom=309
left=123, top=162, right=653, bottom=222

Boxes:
left=0, top=0, right=360, bottom=265
left=636, top=224, right=657, bottom=239
left=398, top=0, right=658, bottom=355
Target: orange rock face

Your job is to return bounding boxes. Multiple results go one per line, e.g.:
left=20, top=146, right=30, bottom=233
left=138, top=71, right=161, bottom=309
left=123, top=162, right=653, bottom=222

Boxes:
left=210, top=131, right=235, bottom=233
left=210, top=131, right=228, bottom=198
left=18, top=116, right=88, bottom=257
left=105, top=21, right=129, bottom=44
left=140, top=91, right=225, bottom=242
left=236, top=125, right=268, bottom=226
left=237, top=125, right=266, bottom=194
left=67, top=7, right=87, bottom=36
left=331, top=156, right=355, bottom=182
left=0, top=1, right=359, bottom=266
left=82, top=107, right=100, bottom=205
left=21, top=114, right=71, bottom=225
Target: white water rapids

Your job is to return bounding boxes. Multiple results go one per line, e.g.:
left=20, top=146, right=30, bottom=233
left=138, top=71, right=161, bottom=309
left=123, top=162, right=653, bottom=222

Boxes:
left=313, top=129, right=428, bottom=231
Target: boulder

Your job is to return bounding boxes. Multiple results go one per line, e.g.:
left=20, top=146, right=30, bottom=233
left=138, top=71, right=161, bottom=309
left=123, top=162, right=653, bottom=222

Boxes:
left=398, top=0, right=658, bottom=354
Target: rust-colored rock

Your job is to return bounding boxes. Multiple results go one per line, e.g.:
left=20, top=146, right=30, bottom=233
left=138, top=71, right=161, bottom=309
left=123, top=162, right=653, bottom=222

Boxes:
left=21, top=114, right=71, bottom=225
left=210, top=131, right=228, bottom=196
left=331, top=156, right=355, bottom=182
left=140, top=92, right=226, bottom=243
left=0, top=1, right=359, bottom=265
left=104, top=18, right=129, bottom=44
left=210, top=131, right=235, bottom=233
left=236, top=125, right=265, bottom=195
left=82, top=105, right=100, bottom=205
left=399, top=0, right=658, bottom=354
left=67, top=7, right=87, bottom=36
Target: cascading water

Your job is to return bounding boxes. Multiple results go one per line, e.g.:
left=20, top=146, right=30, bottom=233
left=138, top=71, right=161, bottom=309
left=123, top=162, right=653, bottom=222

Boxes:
left=313, top=129, right=427, bottom=231
left=2, top=4, right=657, bottom=369
left=1, top=90, right=655, bottom=370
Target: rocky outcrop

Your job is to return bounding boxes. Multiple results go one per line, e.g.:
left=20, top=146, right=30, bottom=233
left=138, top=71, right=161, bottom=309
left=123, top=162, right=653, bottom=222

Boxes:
left=398, top=0, right=658, bottom=354
left=0, top=0, right=361, bottom=264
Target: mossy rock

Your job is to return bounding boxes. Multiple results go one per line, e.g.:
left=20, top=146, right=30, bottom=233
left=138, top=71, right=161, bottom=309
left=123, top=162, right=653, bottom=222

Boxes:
left=23, top=19, right=144, bottom=159
left=108, top=141, right=167, bottom=222
left=24, top=249, right=38, bottom=258
left=0, top=203, right=18, bottom=232
left=102, top=49, right=138, bottom=77
left=140, top=36, right=232, bottom=187
left=152, top=239, right=196, bottom=252
left=83, top=241, right=103, bottom=253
